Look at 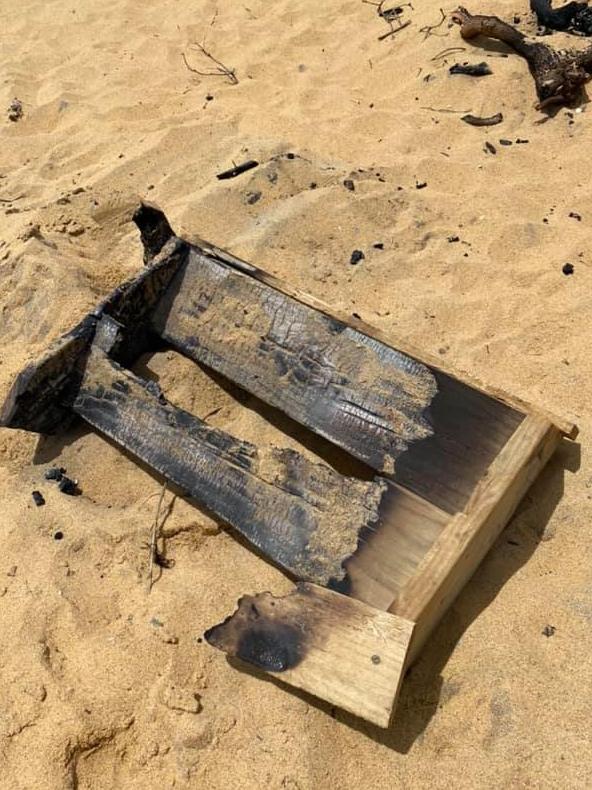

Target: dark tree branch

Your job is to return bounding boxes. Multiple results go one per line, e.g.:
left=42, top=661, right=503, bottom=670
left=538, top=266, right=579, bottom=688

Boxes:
left=452, top=6, right=592, bottom=109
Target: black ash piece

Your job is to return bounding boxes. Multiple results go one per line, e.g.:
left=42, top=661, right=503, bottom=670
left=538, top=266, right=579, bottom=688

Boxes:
left=32, top=490, right=45, bottom=506
left=58, top=477, right=79, bottom=495
left=216, top=160, right=259, bottom=180
left=44, top=467, right=65, bottom=481
left=449, top=61, right=492, bottom=76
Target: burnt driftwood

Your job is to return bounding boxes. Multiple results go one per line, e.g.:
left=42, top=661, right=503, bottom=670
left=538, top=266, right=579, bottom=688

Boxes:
left=530, top=0, right=592, bottom=35
left=449, top=61, right=492, bottom=76
left=461, top=112, right=503, bottom=126
left=452, top=6, right=592, bottom=107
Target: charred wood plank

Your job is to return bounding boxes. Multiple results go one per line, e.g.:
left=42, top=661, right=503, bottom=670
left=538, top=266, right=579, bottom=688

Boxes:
left=73, top=343, right=386, bottom=586
left=205, top=582, right=414, bottom=728
left=151, top=246, right=437, bottom=474
left=0, top=238, right=188, bottom=434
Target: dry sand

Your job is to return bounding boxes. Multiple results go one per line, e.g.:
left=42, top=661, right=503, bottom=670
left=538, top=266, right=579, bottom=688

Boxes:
left=1, top=0, right=591, bottom=787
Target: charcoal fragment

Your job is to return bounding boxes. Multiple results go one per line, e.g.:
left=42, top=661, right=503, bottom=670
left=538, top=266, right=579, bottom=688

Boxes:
left=32, top=491, right=45, bottom=507
left=58, top=477, right=79, bottom=496
left=44, top=467, right=65, bottom=481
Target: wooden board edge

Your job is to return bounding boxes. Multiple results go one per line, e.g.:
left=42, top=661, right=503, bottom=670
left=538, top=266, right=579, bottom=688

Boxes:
left=198, top=240, right=577, bottom=439
left=205, top=583, right=415, bottom=728
left=388, top=414, right=562, bottom=663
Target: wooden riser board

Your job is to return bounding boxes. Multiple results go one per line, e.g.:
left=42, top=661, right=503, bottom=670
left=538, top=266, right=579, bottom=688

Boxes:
left=205, top=583, right=415, bottom=729
left=208, top=416, right=564, bottom=727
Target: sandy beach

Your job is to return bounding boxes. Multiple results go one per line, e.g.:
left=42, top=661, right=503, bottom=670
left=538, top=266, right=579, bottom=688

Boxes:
left=1, top=0, right=591, bottom=786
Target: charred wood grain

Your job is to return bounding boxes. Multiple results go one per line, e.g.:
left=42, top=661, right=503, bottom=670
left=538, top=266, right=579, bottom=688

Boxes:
left=73, top=343, right=386, bottom=585
left=152, top=247, right=437, bottom=474
left=0, top=237, right=188, bottom=433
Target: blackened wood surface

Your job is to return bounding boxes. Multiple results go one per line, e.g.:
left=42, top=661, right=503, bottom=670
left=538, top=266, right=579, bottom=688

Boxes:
left=0, top=238, right=188, bottom=434
left=152, top=248, right=437, bottom=474
left=73, top=346, right=386, bottom=586
left=393, top=372, right=524, bottom=513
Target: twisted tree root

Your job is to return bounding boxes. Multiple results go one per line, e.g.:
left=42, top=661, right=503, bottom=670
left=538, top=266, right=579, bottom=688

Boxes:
left=452, top=6, right=592, bottom=108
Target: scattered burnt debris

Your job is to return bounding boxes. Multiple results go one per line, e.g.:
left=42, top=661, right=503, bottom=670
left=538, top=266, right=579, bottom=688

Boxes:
left=530, top=0, right=592, bottom=36
left=31, top=490, right=45, bottom=507
left=245, top=190, right=262, bottom=205
left=58, top=476, right=80, bottom=496
left=42, top=466, right=80, bottom=496
left=217, top=160, right=259, bottom=180
left=461, top=112, right=503, bottom=126
left=452, top=6, right=592, bottom=109
left=7, top=98, right=23, bottom=122
left=363, top=0, right=413, bottom=40
left=44, top=467, right=65, bottom=481
left=449, top=61, right=492, bottom=76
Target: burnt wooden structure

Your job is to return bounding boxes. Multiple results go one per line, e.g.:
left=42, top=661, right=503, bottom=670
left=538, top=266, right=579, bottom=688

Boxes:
left=0, top=203, right=576, bottom=728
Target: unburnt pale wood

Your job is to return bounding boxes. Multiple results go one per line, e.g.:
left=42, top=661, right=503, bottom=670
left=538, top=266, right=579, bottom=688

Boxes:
left=344, top=482, right=449, bottom=610
left=205, top=582, right=414, bottom=728
left=390, top=414, right=562, bottom=662
left=73, top=345, right=386, bottom=587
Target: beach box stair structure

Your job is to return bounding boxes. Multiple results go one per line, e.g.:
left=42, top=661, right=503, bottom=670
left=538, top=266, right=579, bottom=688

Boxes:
left=1, top=203, right=577, bottom=728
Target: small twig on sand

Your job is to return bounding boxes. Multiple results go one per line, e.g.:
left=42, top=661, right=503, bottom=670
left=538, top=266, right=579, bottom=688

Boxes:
left=0, top=194, right=24, bottom=203
left=378, top=19, right=411, bottom=39
left=461, top=112, right=503, bottom=126
left=363, top=0, right=413, bottom=40
left=421, top=105, right=472, bottom=113
left=420, top=8, right=448, bottom=39
left=431, top=45, right=466, bottom=60
left=182, top=42, right=238, bottom=85
left=147, top=482, right=167, bottom=593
